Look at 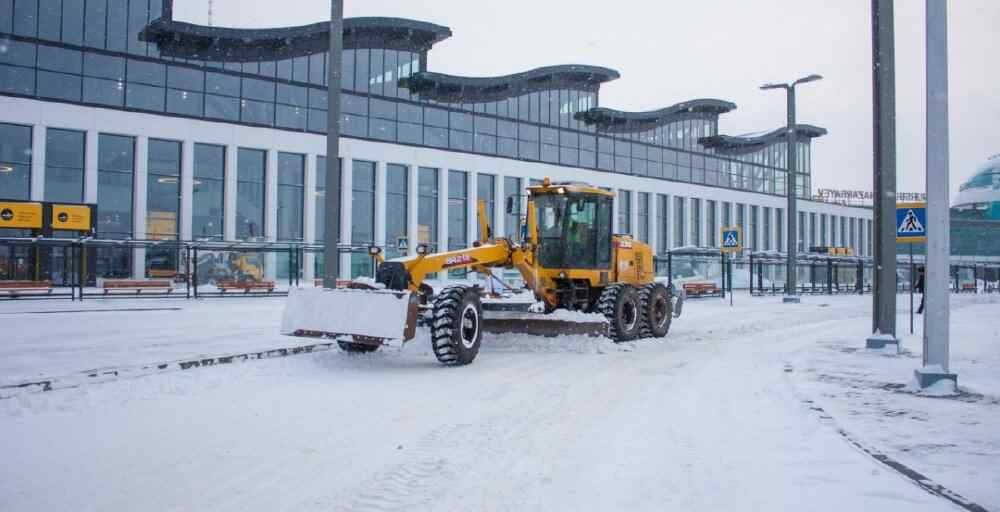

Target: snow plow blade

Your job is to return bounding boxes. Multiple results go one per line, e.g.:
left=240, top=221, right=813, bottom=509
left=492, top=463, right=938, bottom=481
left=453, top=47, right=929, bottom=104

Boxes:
left=480, top=309, right=609, bottom=338
left=282, top=286, right=419, bottom=344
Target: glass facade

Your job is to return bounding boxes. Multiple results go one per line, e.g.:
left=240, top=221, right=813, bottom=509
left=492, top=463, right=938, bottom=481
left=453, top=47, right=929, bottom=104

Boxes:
left=418, top=167, right=438, bottom=251
left=706, top=200, right=717, bottom=247
left=0, top=123, right=32, bottom=201
left=351, top=159, right=376, bottom=277
left=44, top=128, right=85, bottom=203
left=385, top=163, right=408, bottom=258
left=236, top=148, right=265, bottom=240
left=820, top=213, right=828, bottom=246
left=277, top=152, right=304, bottom=241
left=656, top=194, right=669, bottom=253
left=192, top=143, right=224, bottom=240
left=503, top=176, right=521, bottom=240
left=97, top=133, right=134, bottom=239
left=762, top=207, right=772, bottom=251
left=690, top=198, right=702, bottom=247
left=477, top=173, right=495, bottom=239
left=776, top=208, right=784, bottom=252
left=146, top=138, right=180, bottom=240
left=448, top=170, right=467, bottom=250
left=637, top=192, right=649, bottom=243
left=618, top=189, right=631, bottom=235
left=0, top=2, right=815, bottom=200
left=673, top=197, right=685, bottom=247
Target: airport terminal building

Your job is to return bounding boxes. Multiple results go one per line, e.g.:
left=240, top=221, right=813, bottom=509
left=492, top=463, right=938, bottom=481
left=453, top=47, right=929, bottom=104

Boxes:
left=0, top=0, right=873, bottom=281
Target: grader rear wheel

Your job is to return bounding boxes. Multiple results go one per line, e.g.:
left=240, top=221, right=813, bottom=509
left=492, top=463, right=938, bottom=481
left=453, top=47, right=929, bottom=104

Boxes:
left=597, top=284, right=642, bottom=342
left=639, top=282, right=672, bottom=339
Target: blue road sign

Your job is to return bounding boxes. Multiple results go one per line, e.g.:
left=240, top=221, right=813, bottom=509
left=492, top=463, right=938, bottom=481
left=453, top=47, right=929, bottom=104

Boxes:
left=896, top=202, right=928, bottom=243
left=720, top=226, right=742, bottom=253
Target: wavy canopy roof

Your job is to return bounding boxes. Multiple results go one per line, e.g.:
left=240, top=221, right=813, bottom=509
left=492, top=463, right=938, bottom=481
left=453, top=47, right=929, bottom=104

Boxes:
left=574, top=99, right=736, bottom=133
left=401, top=65, right=620, bottom=103
left=141, top=17, right=452, bottom=62
left=698, top=124, right=828, bottom=154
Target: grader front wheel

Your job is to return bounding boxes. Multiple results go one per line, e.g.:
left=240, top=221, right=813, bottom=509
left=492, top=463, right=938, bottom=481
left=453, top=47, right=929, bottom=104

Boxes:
left=430, top=285, right=483, bottom=365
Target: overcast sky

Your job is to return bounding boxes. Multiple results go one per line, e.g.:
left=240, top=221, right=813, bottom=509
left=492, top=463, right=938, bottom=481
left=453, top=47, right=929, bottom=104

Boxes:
left=175, top=0, right=999, bottom=200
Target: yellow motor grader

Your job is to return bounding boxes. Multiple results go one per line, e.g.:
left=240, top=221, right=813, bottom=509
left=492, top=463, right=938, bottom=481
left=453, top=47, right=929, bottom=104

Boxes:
left=282, top=178, right=681, bottom=365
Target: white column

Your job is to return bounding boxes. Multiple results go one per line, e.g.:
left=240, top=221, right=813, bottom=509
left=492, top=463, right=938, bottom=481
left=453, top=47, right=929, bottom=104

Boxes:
left=339, top=156, right=353, bottom=278
left=687, top=197, right=697, bottom=247
left=30, top=125, right=46, bottom=201
left=180, top=140, right=194, bottom=241
left=374, top=160, right=387, bottom=250
left=264, top=150, right=279, bottom=281
left=223, top=145, right=237, bottom=241
left=302, top=154, right=317, bottom=283
left=133, top=136, right=149, bottom=278
left=84, top=130, right=99, bottom=204
left=407, top=164, right=419, bottom=256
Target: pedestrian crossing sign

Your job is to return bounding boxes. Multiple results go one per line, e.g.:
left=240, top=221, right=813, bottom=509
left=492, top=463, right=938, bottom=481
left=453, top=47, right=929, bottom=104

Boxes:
left=896, top=202, right=927, bottom=243
left=720, top=226, right=743, bottom=253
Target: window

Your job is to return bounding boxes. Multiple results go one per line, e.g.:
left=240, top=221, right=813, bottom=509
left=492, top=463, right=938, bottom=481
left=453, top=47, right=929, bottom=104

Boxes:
left=167, top=66, right=204, bottom=117
left=690, top=198, right=702, bottom=247
left=736, top=204, right=746, bottom=244
left=236, top=148, right=266, bottom=240
left=192, top=144, right=224, bottom=240
left=707, top=200, right=717, bottom=248
left=617, top=190, right=631, bottom=235
left=418, top=167, right=439, bottom=252
left=385, top=164, right=408, bottom=258
left=277, top=152, right=304, bottom=241
left=126, top=59, right=165, bottom=112
left=0, top=123, right=32, bottom=201
left=636, top=192, right=650, bottom=242
left=503, top=177, right=522, bottom=240
left=448, top=170, right=468, bottom=250
left=351, top=160, right=376, bottom=277
left=820, top=213, right=828, bottom=246
left=477, top=173, right=495, bottom=239
left=315, top=156, right=328, bottom=242
left=749, top=205, right=759, bottom=250
left=723, top=202, right=732, bottom=227
left=656, top=194, right=669, bottom=254
left=96, top=134, right=134, bottom=239
left=146, top=139, right=181, bottom=240
left=763, top=207, right=772, bottom=251
left=45, top=128, right=85, bottom=203
left=674, top=197, right=685, bottom=247
left=799, top=212, right=807, bottom=252
left=776, top=208, right=785, bottom=252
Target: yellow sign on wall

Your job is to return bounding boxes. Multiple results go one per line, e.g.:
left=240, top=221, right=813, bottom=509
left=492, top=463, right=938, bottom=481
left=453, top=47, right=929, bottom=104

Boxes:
left=0, top=202, right=43, bottom=229
left=51, top=204, right=92, bottom=231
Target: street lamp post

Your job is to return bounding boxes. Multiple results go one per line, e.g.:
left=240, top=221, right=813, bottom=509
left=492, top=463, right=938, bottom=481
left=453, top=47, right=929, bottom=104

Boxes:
left=760, top=74, right=823, bottom=301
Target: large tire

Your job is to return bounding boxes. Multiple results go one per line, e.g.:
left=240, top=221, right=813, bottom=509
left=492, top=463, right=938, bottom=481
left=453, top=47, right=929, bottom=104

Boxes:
left=338, top=340, right=381, bottom=353
left=597, top=284, right=642, bottom=342
left=639, top=282, right=672, bottom=339
left=430, top=285, right=483, bottom=365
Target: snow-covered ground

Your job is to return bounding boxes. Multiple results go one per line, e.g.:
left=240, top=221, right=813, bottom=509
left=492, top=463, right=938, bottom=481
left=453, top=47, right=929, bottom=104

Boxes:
left=0, top=292, right=997, bottom=511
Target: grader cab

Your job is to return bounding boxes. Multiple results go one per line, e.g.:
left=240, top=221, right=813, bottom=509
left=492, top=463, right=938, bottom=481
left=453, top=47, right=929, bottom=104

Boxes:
left=283, top=178, right=680, bottom=365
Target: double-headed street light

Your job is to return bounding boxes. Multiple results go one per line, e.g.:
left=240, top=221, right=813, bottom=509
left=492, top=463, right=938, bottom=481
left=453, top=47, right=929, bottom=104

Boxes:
left=760, top=74, right=823, bottom=300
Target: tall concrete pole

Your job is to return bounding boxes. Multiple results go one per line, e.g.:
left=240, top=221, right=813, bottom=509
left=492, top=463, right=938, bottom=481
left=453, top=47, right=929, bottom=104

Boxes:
left=923, top=0, right=950, bottom=372
left=871, top=0, right=897, bottom=338
left=785, top=86, right=798, bottom=297
left=323, top=0, right=344, bottom=287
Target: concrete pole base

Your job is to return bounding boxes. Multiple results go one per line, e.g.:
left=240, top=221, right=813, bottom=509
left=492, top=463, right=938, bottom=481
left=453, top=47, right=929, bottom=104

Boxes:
left=865, top=335, right=899, bottom=351
left=782, top=296, right=801, bottom=304
left=913, top=366, right=958, bottom=390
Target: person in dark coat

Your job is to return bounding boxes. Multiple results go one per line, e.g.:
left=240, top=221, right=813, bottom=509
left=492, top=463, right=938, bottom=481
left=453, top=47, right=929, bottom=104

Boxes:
left=915, top=266, right=926, bottom=314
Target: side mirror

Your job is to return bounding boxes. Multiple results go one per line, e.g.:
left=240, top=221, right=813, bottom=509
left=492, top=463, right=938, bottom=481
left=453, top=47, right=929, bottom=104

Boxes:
left=505, top=196, right=514, bottom=215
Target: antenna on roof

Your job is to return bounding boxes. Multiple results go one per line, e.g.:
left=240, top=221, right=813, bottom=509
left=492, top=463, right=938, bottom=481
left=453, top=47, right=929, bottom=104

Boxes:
left=207, top=0, right=214, bottom=27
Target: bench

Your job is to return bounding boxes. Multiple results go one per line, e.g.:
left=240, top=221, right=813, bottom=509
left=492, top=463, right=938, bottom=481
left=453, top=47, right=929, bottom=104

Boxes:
left=0, top=280, right=54, bottom=297
left=682, top=282, right=718, bottom=296
left=961, top=283, right=977, bottom=293
left=314, top=279, right=353, bottom=287
left=217, top=280, right=276, bottom=294
left=99, top=279, right=175, bottom=295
